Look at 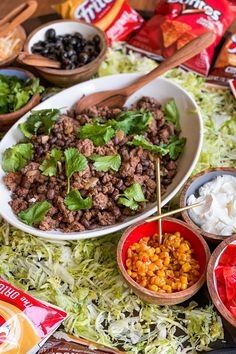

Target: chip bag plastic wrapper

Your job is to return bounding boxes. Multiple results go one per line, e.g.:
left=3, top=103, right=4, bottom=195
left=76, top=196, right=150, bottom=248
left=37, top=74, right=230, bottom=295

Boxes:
left=38, top=331, right=125, bottom=353
left=129, top=0, right=236, bottom=76
left=54, top=0, right=144, bottom=43
left=0, top=278, right=67, bottom=354
left=208, top=23, right=236, bottom=86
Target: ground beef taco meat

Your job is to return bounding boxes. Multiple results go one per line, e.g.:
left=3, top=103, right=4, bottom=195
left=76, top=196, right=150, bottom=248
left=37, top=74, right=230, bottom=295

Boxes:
left=3, top=96, right=185, bottom=232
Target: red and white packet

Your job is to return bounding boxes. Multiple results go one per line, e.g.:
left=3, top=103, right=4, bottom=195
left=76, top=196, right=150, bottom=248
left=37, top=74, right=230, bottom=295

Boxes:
left=0, top=278, right=67, bottom=354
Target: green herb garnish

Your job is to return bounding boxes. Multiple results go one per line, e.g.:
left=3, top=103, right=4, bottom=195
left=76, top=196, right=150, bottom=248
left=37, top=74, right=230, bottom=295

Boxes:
left=90, top=154, right=121, bottom=172
left=18, top=200, right=51, bottom=226
left=118, top=183, right=146, bottom=210
left=0, top=75, right=43, bottom=114
left=64, top=148, right=88, bottom=193
left=77, top=123, right=115, bottom=146
left=2, top=143, right=33, bottom=172
left=64, top=189, right=92, bottom=211
left=167, top=136, right=186, bottom=160
left=39, top=148, right=62, bottom=177
left=115, top=110, right=153, bottom=134
left=164, top=99, right=181, bottom=133
left=19, top=109, right=60, bottom=138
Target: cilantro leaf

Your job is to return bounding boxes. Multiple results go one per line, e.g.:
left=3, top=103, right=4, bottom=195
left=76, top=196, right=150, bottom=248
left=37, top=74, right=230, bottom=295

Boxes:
left=64, top=148, right=88, bottom=193
left=115, top=110, right=153, bottom=135
left=0, top=75, right=43, bottom=114
left=77, top=123, right=115, bottom=146
left=164, top=99, right=181, bottom=133
left=18, top=200, right=51, bottom=226
left=19, top=109, right=60, bottom=138
left=2, top=143, right=33, bottom=172
left=90, top=154, right=121, bottom=172
left=39, top=148, right=62, bottom=176
left=64, top=189, right=92, bottom=211
left=118, top=183, right=146, bottom=210
left=168, top=136, right=186, bottom=160
left=128, top=135, right=169, bottom=156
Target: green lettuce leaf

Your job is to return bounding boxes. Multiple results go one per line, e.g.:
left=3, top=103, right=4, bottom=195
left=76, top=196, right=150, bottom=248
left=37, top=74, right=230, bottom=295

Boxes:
left=64, top=148, right=88, bottom=193
left=164, top=99, right=181, bottom=133
left=18, top=200, right=51, bottom=226
left=77, top=123, right=115, bottom=146
left=90, top=154, right=121, bottom=172
left=2, top=143, right=33, bottom=172
left=39, top=148, right=62, bottom=177
left=19, top=109, right=60, bottom=138
left=64, top=190, right=92, bottom=211
left=118, top=183, right=146, bottom=210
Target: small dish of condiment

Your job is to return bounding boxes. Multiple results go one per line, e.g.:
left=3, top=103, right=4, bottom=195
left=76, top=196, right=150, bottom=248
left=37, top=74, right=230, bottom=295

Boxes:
left=0, top=26, right=26, bottom=67
left=180, top=168, right=236, bottom=244
left=117, top=217, right=210, bottom=305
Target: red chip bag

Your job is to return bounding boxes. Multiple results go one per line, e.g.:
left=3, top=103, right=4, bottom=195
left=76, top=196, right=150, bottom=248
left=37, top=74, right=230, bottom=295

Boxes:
left=129, top=0, right=236, bottom=76
left=54, top=0, right=144, bottom=43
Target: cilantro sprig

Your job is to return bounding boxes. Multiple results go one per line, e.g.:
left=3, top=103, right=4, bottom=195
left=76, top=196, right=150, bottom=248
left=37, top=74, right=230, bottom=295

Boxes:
left=2, top=143, right=33, bottom=172
left=164, top=99, right=181, bottom=133
left=18, top=200, right=51, bottom=226
left=39, top=148, right=62, bottom=177
left=118, top=183, right=146, bottom=210
left=64, top=190, right=92, bottom=211
left=77, top=123, right=115, bottom=146
left=90, top=154, right=121, bottom=172
left=64, top=148, right=88, bottom=193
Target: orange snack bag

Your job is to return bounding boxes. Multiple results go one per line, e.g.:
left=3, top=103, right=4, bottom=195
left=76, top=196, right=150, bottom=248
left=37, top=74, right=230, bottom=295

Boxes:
left=0, top=278, right=67, bottom=354
left=54, top=0, right=144, bottom=42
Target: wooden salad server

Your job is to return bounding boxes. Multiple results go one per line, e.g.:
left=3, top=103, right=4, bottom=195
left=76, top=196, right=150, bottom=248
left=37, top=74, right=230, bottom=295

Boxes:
left=76, top=31, right=216, bottom=112
left=17, top=52, right=61, bottom=68
left=0, top=1, right=38, bottom=37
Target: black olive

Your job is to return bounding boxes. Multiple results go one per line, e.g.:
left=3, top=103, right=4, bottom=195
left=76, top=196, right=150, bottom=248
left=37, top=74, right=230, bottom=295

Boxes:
left=71, top=37, right=78, bottom=46
left=42, top=48, right=49, bottom=56
left=75, top=32, right=83, bottom=39
left=78, top=52, right=89, bottom=64
left=45, top=28, right=56, bottom=40
left=93, top=34, right=100, bottom=45
left=70, top=54, right=77, bottom=62
left=80, top=38, right=87, bottom=47
left=67, top=49, right=76, bottom=57
left=32, top=45, right=43, bottom=53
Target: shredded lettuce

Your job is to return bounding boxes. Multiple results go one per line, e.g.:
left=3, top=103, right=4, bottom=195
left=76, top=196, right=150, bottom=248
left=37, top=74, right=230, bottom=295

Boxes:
left=0, top=216, right=224, bottom=353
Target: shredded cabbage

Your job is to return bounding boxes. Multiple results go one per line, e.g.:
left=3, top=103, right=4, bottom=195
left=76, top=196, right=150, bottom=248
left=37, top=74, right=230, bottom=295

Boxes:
left=98, top=43, right=236, bottom=172
left=0, top=217, right=223, bottom=353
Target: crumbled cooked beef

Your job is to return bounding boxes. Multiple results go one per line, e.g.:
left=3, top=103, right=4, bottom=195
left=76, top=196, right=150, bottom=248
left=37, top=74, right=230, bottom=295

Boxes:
left=5, top=96, right=180, bottom=232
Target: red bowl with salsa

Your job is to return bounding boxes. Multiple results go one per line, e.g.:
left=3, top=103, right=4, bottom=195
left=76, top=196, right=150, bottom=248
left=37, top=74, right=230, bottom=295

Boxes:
left=207, top=235, right=236, bottom=328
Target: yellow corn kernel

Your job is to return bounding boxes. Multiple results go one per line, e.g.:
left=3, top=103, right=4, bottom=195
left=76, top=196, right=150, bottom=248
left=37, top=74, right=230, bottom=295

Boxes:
left=182, top=263, right=191, bottom=272
left=180, top=275, right=188, bottom=284
left=181, top=283, right=188, bottom=290
left=164, top=257, right=170, bottom=266
left=126, top=259, right=132, bottom=268
left=163, top=285, right=172, bottom=293
left=155, top=247, right=161, bottom=254
left=148, top=284, right=158, bottom=292
left=157, top=270, right=165, bottom=278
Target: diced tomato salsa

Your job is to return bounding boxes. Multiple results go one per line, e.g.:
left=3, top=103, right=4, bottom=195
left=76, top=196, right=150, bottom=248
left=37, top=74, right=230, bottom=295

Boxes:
left=215, top=244, right=236, bottom=318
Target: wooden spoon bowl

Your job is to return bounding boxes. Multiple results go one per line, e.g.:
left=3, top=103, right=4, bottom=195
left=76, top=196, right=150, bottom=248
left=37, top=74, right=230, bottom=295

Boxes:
left=207, top=235, right=236, bottom=328
left=117, top=218, right=210, bottom=305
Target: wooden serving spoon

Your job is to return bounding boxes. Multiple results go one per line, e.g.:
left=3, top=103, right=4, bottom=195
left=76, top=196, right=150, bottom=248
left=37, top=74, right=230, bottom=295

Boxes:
left=76, top=31, right=216, bottom=112
left=17, top=52, right=61, bottom=68
left=0, top=1, right=38, bottom=37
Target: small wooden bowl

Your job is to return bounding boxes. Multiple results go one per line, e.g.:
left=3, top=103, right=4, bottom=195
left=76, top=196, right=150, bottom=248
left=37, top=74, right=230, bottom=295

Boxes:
left=180, top=167, right=236, bottom=244
left=24, top=20, right=108, bottom=87
left=117, top=217, right=210, bottom=305
left=0, top=25, right=26, bottom=67
left=207, top=235, right=236, bottom=328
left=0, top=67, right=40, bottom=130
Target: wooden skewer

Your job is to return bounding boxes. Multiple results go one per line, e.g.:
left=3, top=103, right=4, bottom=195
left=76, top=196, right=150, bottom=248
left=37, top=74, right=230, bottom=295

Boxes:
left=145, top=202, right=203, bottom=223
left=156, top=157, right=162, bottom=244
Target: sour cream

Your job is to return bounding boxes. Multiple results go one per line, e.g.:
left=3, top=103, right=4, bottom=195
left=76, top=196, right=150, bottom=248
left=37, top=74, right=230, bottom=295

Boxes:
left=187, top=175, right=236, bottom=236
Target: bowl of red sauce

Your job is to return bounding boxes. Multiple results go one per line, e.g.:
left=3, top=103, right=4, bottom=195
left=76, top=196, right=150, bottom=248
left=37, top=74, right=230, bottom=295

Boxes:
left=117, top=217, right=210, bottom=305
left=207, top=235, right=236, bottom=328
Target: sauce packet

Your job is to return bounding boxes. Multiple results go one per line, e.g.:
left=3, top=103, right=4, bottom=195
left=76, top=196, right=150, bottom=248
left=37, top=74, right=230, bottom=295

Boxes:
left=54, top=0, right=144, bottom=43
left=128, top=0, right=236, bottom=76
left=0, top=278, right=67, bottom=354
left=38, top=331, right=125, bottom=353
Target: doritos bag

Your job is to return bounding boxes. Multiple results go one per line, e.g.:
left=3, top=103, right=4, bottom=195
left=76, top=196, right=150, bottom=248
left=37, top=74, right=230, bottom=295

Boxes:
left=0, top=278, right=67, bottom=354
left=54, top=0, right=144, bottom=43
left=129, top=0, right=236, bottom=76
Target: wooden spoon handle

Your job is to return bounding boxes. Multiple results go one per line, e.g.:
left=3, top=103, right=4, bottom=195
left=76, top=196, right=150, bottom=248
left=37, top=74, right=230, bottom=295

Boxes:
left=17, top=52, right=61, bottom=68
left=0, top=1, right=37, bottom=36
left=123, top=31, right=216, bottom=96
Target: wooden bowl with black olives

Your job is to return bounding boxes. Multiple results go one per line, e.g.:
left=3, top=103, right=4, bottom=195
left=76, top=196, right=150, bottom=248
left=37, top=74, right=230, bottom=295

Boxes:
left=24, top=20, right=108, bottom=87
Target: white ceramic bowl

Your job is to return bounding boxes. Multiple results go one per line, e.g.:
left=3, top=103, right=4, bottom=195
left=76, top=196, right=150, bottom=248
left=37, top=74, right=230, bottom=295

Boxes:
left=0, top=73, right=203, bottom=240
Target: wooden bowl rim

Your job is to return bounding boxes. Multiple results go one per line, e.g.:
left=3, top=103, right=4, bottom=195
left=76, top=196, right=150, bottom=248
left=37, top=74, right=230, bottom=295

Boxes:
left=207, top=234, right=236, bottom=327
left=117, top=217, right=210, bottom=302
left=0, top=25, right=26, bottom=67
left=0, top=66, right=40, bottom=121
left=180, top=167, right=236, bottom=242
left=24, top=19, right=108, bottom=76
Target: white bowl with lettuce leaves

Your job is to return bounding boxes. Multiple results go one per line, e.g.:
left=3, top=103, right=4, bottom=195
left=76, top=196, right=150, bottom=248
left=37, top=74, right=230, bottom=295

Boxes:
left=0, top=73, right=203, bottom=240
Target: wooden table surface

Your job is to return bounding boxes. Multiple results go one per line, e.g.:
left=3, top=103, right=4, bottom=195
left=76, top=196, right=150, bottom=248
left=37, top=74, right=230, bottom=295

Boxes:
left=0, top=0, right=157, bottom=19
